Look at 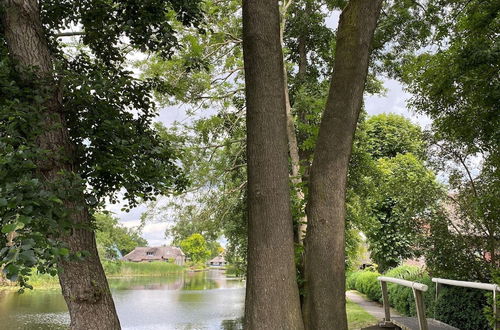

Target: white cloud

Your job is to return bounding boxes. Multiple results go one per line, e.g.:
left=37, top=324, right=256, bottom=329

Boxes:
left=365, top=78, right=432, bottom=129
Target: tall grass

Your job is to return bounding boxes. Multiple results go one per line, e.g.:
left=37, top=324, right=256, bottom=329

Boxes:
left=107, top=261, right=184, bottom=276
left=0, top=261, right=186, bottom=291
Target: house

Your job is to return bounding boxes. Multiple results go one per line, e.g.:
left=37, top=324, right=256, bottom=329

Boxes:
left=121, top=246, right=185, bottom=265
left=208, top=254, right=227, bottom=267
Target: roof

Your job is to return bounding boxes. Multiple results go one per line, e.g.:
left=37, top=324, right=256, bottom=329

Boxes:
left=121, top=246, right=185, bottom=262
left=209, top=255, right=226, bottom=263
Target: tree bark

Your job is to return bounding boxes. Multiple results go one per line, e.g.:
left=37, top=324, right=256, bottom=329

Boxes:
left=0, top=1, right=121, bottom=329
left=242, top=0, right=304, bottom=328
left=302, top=1, right=382, bottom=329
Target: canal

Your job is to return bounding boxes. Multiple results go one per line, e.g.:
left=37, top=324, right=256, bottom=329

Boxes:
left=0, top=270, right=245, bottom=330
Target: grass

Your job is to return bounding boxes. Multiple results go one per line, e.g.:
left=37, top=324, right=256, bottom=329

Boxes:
left=104, top=261, right=184, bottom=277
left=0, top=261, right=186, bottom=291
left=347, top=299, right=377, bottom=329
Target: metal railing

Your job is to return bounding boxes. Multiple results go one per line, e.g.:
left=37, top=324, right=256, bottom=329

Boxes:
left=378, top=276, right=429, bottom=330
left=432, top=278, right=500, bottom=330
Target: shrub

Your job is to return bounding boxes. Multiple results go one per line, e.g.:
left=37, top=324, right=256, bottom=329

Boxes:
left=347, top=265, right=494, bottom=329
left=346, top=271, right=363, bottom=290
left=354, top=270, right=382, bottom=302
left=435, top=286, right=491, bottom=330
left=384, top=265, right=435, bottom=316
left=102, top=260, right=122, bottom=275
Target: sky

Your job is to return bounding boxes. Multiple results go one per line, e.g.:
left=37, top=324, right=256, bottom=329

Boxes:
left=108, top=10, right=433, bottom=247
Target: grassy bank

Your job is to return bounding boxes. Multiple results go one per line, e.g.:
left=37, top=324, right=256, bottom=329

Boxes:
left=104, top=261, right=184, bottom=277
left=0, top=261, right=186, bottom=291
left=346, top=300, right=377, bottom=329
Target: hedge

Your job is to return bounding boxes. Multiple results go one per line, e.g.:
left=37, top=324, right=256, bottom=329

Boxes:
left=347, top=265, right=493, bottom=330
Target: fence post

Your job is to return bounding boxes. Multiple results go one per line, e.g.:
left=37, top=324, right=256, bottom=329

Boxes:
left=381, top=280, right=391, bottom=322
left=434, top=282, right=441, bottom=320
left=494, top=287, right=498, bottom=330
left=413, top=287, right=428, bottom=330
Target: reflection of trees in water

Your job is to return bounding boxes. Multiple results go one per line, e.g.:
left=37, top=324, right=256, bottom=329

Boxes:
left=106, top=270, right=244, bottom=291
left=183, top=272, right=218, bottom=290
left=221, top=318, right=243, bottom=330
left=0, top=291, right=67, bottom=313
left=108, top=276, right=184, bottom=290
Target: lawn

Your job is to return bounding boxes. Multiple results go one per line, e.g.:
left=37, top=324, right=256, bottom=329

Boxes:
left=347, top=299, right=378, bottom=329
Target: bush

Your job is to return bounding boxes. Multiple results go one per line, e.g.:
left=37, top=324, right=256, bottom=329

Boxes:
left=384, top=266, right=435, bottom=316
left=435, top=286, right=491, bottom=330
left=346, top=271, right=363, bottom=290
left=102, top=260, right=122, bottom=275
left=349, top=270, right=382, bottom=302
left=347, top=265, right=494, bottom=330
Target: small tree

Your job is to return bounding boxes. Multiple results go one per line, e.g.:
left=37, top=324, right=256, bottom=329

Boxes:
left=180, top=233, right=211, bottom=264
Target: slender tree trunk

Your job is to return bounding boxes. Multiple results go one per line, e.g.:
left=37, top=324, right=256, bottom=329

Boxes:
left=280, top=0, right=308, bottom=244
left=295, top=1, right=313, bottom=188
left=0, top=1, right=121, bottom=329
left=242, top=0, right=304, bottom=328
left=302, top=1, right=382, bottom=329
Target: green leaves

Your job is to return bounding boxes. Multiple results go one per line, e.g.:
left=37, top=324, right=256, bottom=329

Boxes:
left=1, top=223, right=18, bottom=234
left=179, top=233, right=211, bottom=264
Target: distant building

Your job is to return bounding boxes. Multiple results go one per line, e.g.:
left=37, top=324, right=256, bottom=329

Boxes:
left=208, top=255, right=227, bottom=267
left=121, top=246, right=185, bottom=265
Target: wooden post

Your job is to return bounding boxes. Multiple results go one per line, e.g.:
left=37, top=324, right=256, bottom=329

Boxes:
left=413, top=288, right=428, bottom=330
left=381, top=280, right=391, bottom=322
left=434, top=282, right=441, bottom=320
left=494, top=288, right=498, bottom=330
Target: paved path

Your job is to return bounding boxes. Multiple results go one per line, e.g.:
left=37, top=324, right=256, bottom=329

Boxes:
left=346, top=290, right=400, bottom=320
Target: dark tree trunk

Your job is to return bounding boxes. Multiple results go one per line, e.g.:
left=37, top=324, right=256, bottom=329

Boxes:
left=0, top=1, right=121, bottom=329
left=242, top=0, right=304, bottom=328
left=302, top=1, right=382, bottom=329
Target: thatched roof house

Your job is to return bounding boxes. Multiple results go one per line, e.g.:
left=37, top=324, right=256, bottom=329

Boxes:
left=121, top=246, right=185, bottom=265
left=208, top=254, right=227, bottom=267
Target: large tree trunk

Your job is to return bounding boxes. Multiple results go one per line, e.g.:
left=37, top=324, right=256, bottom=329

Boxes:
left=302, top=1, right=382, bottom=329
left=242, top=0, right=304, bottom=328
left=0, top=1, right=121, bottom=329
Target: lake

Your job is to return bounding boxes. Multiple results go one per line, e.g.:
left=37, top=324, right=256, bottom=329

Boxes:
left=0, top=270, right=245, bottom=330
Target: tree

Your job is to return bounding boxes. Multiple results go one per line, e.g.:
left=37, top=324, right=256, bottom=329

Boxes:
left=302, top=1, right=383, bottom=328
left=0, top=0, right=200, bottom=328
left=95, top=213, right=147, bottom=259
left=366, top=154, right=442, bottom=272
left=364, top=113, right=426, bottom=160
left=400, top=0, right=499, bottom=280
left=179, top=233, right=211, bottom=263
left=242, top=0, right=304, bottom=328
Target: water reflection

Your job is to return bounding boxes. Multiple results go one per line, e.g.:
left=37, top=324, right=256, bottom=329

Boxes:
left=0, top=270, right=245, bottom=330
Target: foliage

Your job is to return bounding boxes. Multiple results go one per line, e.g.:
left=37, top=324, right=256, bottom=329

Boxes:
left=349, top=265, right=496, bottom=329
left=400, top=0, right=499, bottom=281
left=95, top=213, right=147, bottom=259
left=0, top=0, right=201, bottom=287
left=350, top=269, right=382, bottom=302
left=106, top=261, right=184, bottom=277
left=366, top=153, right=442, bottom=272
left=384, top=266, right=435, bottom=317
left=349, top=115, right=443, bottom=272
left=364, top=114, right=426, bottom=160
left=402, top=0, right=499, bottom=154
left=179, top=233, right=211, bottom=263
left=435, top=286, right=491, bottom=330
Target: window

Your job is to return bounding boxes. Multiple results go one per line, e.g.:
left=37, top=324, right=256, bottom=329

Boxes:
left=146, top=251, right=154, bottom=256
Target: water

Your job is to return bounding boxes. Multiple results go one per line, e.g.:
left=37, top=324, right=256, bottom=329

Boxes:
left=0, top=270, right=245, bottom=330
